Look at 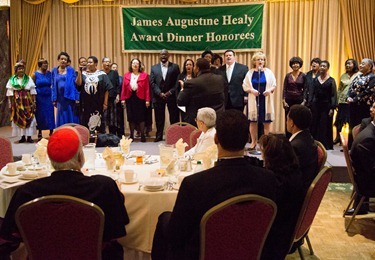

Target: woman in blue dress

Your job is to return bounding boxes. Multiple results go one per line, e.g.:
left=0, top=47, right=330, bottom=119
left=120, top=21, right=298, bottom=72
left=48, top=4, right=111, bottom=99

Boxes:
left=243, top=52, right=277, bottom=150
left=32, top=58, right=55, bottom=139
left=51, top=52, right=80, bottom=127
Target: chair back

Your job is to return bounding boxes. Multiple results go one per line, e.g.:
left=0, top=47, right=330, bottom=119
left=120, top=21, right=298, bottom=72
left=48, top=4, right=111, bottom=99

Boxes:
left=200, top=194, right=277, bottom=260
left=352, top=124, right=361, bottom=139
left=340, top=133, right=357, bottom=189
left=189, top=129, right=202, bottom=148
left=15, top=195, right=104, bottom=260
left=56, top=124, right=90, bottom=146
left=74, top=125, right=90, bottom=146
left=290, top=166, right=332, bottom=245
left=165, top=122, right=197, bottom=151
left=315, top=140, right=327, bottom=170
left=0, top=136, right=13, bottom=169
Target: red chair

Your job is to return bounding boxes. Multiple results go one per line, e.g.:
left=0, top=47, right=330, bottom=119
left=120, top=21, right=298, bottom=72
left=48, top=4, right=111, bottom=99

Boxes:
left=15, top=195, right=104, bottom=260
left=289, top=166, right=332, bottom=259
left=200, top=194, right=277, bottom=260
left=352, top=124, right=361, bottom=139
left=57, top=124, right=90, bottom=146
left=165, top=122, right=197, bottom=151
left=189, top=129, right=202, bottom=148
left=315, top=140, right=327, bottom=171
left=74, top=125, right=90, bottom=146
left=0, top=136, right=14, bottom=169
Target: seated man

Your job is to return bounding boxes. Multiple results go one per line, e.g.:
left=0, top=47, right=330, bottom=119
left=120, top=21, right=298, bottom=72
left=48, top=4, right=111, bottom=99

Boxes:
left=152, top=109, right=279, bottom=260
left=347, top=102, right=375, bottom=215
left=287, top=104, right=318, bottom=191
left=0, top=127, right=129, bottom=259
left=185, top=107, right=216, bottom=158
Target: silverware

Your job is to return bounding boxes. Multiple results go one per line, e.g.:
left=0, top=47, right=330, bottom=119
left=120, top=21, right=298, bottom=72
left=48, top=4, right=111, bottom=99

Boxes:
left=138, top=184, right=142, bottom=191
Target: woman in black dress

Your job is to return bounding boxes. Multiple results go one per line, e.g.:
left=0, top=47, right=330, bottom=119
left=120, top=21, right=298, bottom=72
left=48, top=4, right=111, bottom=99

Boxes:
left=310, top=60, right=337, bottom=149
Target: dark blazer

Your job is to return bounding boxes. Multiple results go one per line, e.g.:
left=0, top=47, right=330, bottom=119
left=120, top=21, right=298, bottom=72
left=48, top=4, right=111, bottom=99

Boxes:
left=359, top=117, right=372, bottom=132
left=150, top=62, right=180, bottom=103
left=220, top=62, right=248, bottom=108
left=350, top=122, right=375, bottom=192
left=177, top=70, right=225, bottom=125
left=291, top=129, right=319, bottom=190
left=166, top=158, right=279, bottom=260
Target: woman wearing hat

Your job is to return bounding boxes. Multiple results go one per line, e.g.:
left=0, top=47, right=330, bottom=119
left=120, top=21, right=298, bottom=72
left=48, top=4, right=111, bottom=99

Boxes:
left=6, top=61, right=37, bottom=143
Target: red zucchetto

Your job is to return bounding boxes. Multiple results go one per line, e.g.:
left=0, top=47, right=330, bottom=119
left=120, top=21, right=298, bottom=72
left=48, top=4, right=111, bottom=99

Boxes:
left=47, top=128, right=80, bottom=163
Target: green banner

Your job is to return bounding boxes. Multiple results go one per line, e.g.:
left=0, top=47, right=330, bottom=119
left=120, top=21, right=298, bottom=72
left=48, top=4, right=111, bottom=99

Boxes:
left=121, top=3, right=264, bottom=53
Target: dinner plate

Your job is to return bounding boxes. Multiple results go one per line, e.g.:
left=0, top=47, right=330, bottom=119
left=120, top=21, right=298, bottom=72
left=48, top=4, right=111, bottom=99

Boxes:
left=144, top=186, right=164, bottom=192
left=19, top=175, right=38, bottom=180
left=1, top=178, right=19, bottom=184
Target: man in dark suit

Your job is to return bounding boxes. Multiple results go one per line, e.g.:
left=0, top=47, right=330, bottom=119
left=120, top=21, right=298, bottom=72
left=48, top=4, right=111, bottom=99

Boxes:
left=150, top=49, right=180, bottom=142
left=347, top=102, right=375, bottom=215
left=151, top=110, right=279, bottom=260
left=0, top=127, right=129, bottom=259
left=287, top=104, right=318, bottom=190
left=177, top=58, right=225, bottom=126
left=220, top=49, right=248, bottom=111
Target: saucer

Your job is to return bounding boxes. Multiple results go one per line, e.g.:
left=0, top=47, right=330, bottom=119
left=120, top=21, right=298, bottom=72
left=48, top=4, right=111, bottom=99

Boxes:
left=2, top=172, right=21, bottom=177
left=123, top=179, right=138, bottom=184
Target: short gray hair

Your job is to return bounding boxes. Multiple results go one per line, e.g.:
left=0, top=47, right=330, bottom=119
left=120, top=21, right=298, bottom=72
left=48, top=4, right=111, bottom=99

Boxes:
left=362, top=58, right=374, bottom=70
left=197, top=107, right=216, bottom=129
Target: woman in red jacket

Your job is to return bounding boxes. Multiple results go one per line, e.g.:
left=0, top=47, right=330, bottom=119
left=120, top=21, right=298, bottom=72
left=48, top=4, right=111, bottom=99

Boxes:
left=121, top=58, right=151, bottom=142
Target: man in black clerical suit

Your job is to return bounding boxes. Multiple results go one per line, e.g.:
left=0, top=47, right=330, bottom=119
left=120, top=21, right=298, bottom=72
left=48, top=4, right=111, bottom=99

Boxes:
left=150, top=49, right=180, bottom=142
left=151, top=110, right=279, bottom=260
left=287, top=104, right=318, bottom=190
left=177, top=58, right=225, bottom=126
left=347, top=102, right=375, bottom=215
left=0, top=127, right=129, bottom=259
left=220, top=49, right=249, bottom=111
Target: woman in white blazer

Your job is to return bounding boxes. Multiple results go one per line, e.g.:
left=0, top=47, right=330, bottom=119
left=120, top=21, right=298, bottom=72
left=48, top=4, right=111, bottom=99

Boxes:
left=243, top=52, right=276, bottom=150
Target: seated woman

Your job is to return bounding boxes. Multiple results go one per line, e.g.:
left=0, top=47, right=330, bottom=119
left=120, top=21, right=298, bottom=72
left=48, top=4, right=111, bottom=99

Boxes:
left=258, top=133, right=305, bottom=259
left=185, top=107, right=216, bottom=158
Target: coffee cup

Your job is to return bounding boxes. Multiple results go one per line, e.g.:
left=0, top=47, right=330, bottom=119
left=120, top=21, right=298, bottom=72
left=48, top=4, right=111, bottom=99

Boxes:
left=124, top=169, right=135, bottom=182
left=22, top=154, right=32, bottom=165
left=7, top=163, right=17, bottom=175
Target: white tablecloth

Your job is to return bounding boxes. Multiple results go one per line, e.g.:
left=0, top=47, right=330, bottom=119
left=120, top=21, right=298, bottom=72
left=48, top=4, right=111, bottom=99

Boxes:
left=0, top=155, right=194, bottom=259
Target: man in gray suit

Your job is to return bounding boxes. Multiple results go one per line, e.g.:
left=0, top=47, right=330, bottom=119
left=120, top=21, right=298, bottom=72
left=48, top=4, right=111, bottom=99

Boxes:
left=150, top=49, right=180, bottom=142
left=220, top=49, right=249, bottom=112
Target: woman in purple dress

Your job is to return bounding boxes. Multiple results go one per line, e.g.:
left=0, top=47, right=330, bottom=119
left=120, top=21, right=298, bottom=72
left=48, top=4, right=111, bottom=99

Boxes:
left=51, top=52, right=80, bottom=127
left=32, top=58, right=55, bottom=139
left=282, top=57, right=306, bottom=138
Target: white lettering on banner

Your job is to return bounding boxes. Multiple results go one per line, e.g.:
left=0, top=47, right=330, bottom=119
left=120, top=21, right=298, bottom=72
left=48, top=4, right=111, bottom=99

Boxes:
left=222, top=14, right=254, bottom=27
left=130, top=33, right=164, bottom=42
left=131, top=17, right=163, bottom=27
left=206, top=32, right=255, bottom=42
left=165, top=17, right=220, bottom=29
left=166, top=33, right=204, bottom=42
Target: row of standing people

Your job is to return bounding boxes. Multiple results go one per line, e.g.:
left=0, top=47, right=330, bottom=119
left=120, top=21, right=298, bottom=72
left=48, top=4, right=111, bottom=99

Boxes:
left=7, top=50, right=373, bottom=148
left=282, top=56, right=375, bottom=150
